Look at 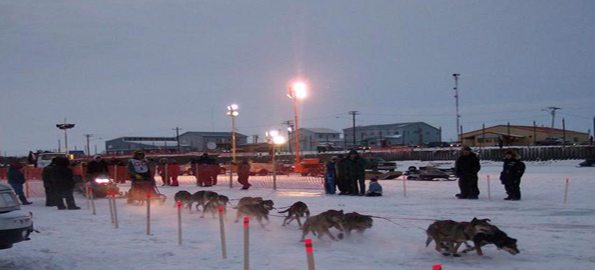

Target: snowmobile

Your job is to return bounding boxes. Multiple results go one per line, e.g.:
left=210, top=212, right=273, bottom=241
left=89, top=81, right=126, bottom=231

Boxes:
left=77, top=175, right=120, bottom=198
left=404, top=166, right=457, bottom=181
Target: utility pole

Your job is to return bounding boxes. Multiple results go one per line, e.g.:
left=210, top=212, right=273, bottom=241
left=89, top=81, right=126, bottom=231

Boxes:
left=348, top=111, right=359, bottom=147
left=84, top=134, right=93, bottom=157
left=173, top=127, right=182, bottom=153
left=282, top=120, right=294, bottom=153
left=452, top=73, right=461, bottom=141
left=542, top=106, right=561, bottom=128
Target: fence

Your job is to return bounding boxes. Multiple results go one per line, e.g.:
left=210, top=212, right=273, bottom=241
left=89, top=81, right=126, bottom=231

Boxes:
left=362, top=145, right=595, bottom=162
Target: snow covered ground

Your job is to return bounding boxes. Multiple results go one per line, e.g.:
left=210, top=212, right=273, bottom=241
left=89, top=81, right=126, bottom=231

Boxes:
left=2, top=160, right=594, bottom=270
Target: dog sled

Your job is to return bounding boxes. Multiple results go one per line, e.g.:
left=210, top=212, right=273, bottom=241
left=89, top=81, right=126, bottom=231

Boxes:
left=126, top=181, right=167, bottom=205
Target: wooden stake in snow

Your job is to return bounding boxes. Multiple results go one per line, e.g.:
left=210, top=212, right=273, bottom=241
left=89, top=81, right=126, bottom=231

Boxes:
left=177, top=200, right=182, bottom=245
left=243, top=216, right=250, bottom=270
left=218, top=205, right=227, bottom=259
left=25, top=180, right=31, bottom=199
left=487, top=174, right=492, bottom=201
left=89, top=186, right=96, bottom=216
left=146, top=193, right=152, bottom=235
left=304, top=239, right=316, bottom=270
left=112, top=192, right=119, bottom=229
left=563, top=177, right=570, bottom=205
left=108, top=190, right=115, bottom=224
left=85, top=183, right=91, bottom=210
left=403, top=176, right=408, bottom=198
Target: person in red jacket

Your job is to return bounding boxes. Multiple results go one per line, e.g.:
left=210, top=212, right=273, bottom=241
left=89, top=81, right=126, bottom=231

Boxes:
left=157, top=158, right=169, bottom=186
left=167, top=161, right=180, bottom=186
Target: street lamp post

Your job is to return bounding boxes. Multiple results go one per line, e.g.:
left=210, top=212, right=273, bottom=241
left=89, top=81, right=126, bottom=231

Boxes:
left=287, top=81, right=308, bottom=168
left=266, top=130, right=287, bottom=190
left=56, top=119, right=75, bottom=156
left=226, top=104, right=239, bottom=188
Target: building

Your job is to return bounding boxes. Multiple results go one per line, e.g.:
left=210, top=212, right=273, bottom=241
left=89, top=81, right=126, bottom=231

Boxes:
left=105, top=132, right=248, bottom=154
left=460, top=125, right=590, bottom=147
left=105, top=136, right=178, bottom=155
left=342, top=122, right=441, bottom=147
left=287, top=128, right=342, bottom=152
left=178, top=131, right=248, bottom=152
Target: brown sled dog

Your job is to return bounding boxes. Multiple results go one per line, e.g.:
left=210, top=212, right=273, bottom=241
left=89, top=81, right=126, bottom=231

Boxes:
left=279, top=201, right=310, bottom=228
left=301, top=210, right=345, bottom=242
left=235, top=203, right=271, bottom=228
left=425, top=218, right=493, bottom=257
left=341, top=212, right=373, bottom=237
left=461, top=224, right=520, bottom=256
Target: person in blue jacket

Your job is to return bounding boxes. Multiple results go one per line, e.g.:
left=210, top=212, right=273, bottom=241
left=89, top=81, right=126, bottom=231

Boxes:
left=324, top=156, right=338, bottom=194
left=8, top=162, right=32, bottom=205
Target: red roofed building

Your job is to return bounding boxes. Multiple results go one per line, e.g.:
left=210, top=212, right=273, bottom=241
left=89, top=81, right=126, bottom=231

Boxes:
left=460, top=125, right=590, bottom=147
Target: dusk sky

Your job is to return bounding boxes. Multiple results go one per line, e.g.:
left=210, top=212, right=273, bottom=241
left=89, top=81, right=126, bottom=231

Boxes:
left=1, top=0, right=594, bottom=155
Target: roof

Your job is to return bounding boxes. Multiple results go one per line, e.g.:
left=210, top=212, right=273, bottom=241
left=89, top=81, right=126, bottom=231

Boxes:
left=300, top=128, right=340, bottom=134
left=180, top=131, right=248, bottom=137
left=107, top=136, right=176, bottom=143
left=461, top=125, right=589, bottom=137
left=342, top=122, right=439, bottom=131
left=461, top=131, right=524, bottom=139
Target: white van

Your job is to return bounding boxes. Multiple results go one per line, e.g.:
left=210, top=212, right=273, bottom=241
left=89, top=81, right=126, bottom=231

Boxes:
left=36, top=152, right=67, bottom=168
left=0, top=183, right=34, bottom=249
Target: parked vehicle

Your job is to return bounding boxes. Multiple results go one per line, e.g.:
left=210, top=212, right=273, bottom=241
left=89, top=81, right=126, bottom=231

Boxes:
left=316, top=144, right=343, bottom=153
left=427, top=142, right=451, bottom=148
left=535, top=137, right=565, bottom=146
left=404, top=166, right=456, bottom=181
left=578, top=158, right=595, bottom=167
left=0, top=183, right=34, bottom=249
left=364, top=157, right=397, bottom=172
left=36, top=152, right=67, bottom=167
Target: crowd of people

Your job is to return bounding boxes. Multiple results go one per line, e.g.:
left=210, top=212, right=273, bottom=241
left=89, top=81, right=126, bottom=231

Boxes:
left=454, top=147, right=525, bottom=201
left=7, top=147, right=526, bottom=206
left=323, top=149, right=382, bottom=197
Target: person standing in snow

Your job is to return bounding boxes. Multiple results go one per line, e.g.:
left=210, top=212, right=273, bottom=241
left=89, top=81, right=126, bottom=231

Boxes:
left=237, top=160, right=251, bottom=190
left=345, top=150, right=367, bottom=196
left=86, top=155, right=110, bottom=182
left=42, top=159, right=57, bottom=206
left=51, top=156, right=80, bottom=210
left=500, top=150, right=525, bottom=201
left=7, top=162, right=32, bottom=205
left=455, top=146, right=481, bottom=199
left=167, top=160, right=180, bottom=186
left=157, top=158, right=170, bottom=186
left=324, top=156, right=338, bottom=194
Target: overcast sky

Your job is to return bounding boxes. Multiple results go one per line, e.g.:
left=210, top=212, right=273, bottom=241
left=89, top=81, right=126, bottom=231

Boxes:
left=1, top=0, right=594, bottom=155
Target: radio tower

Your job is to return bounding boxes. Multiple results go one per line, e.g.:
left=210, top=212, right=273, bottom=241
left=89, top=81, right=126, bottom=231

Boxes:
left=452, top=74, right=461, bottom=140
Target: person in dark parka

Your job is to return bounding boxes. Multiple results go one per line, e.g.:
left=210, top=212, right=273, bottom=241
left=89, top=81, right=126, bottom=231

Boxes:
left=335, top=154, right=350, bottom=195
left=455, top=146, right=481, bottom=199
left=51, top=157, right=80, bottom=210
left=7, top=162, right=32, bottom=205
left=500, top=150, right=525, bottom=201
left=42, top=159, right=57, bottom=207
left=345, top=150, right=367, bottom=196
left=86, top=155, right=110, bottom=181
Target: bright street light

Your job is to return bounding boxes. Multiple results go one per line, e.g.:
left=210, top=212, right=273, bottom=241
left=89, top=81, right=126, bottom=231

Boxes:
left=288, top=81, right=308, bottom=100
left=266, top=129, right=287, bottom=190
left=226, top=104, right=239, bottom=188
left=287, top=79, right=308, bottom=166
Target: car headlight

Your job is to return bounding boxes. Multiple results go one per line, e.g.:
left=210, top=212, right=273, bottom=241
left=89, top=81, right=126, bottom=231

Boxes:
left=94, top=178, right=110, bottom=184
